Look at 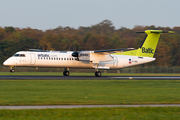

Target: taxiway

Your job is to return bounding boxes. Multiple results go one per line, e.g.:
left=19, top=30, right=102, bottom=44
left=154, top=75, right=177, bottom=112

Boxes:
left=0, top=104, right=180, bottom=109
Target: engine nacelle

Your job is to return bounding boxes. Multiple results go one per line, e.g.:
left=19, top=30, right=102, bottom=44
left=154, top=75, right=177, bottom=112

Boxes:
left=72, top=52, right=78, bottom=57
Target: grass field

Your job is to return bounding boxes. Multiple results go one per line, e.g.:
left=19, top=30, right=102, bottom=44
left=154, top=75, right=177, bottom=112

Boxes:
left=0, top=80, right=180, bottom=105
left=0, top=107, right=180, bottom=120
left=1, top=72, right=180, bottom=76
left=1, top=78, right=180, bottom=119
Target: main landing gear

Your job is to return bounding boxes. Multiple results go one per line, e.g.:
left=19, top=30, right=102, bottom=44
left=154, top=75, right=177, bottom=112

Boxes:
left=10, top=67, right=15, bottom=73
left=63, top=68, right=69, bottom=76
left=95, top=71, right=101, bottom=77
left=63, top=71, right=69, bottom=76
left=94, top=63, right=101, bottom=77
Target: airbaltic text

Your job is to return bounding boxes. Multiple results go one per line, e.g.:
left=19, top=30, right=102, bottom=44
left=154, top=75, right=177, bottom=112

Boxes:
left=142, top=47, right=154, bottom=54
left=38, top=54, right=58, bottom=58
left=80, top=53, right=89, bottom=56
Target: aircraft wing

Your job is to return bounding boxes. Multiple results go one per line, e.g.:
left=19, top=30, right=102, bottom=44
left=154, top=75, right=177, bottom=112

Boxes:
left=93, top=48, right=135, bottom=54
left=78, top=48, right=135, bottom=63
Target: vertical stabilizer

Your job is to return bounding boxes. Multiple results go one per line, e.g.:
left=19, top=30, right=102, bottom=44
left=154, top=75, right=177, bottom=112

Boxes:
left=136, top=30, right=161, bottom=57
left=113, top=30, right=174, bottom=57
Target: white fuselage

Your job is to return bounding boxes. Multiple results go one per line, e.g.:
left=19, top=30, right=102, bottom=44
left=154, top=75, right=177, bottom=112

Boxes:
left=3, top=51, right=155, bottom=70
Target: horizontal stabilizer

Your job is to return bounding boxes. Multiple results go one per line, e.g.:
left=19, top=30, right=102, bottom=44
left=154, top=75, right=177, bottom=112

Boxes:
left=136, top=30, right=174, bottom=34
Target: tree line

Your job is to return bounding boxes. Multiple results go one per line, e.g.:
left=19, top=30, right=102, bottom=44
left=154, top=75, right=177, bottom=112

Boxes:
left=0, top=20, right=180, bottom=67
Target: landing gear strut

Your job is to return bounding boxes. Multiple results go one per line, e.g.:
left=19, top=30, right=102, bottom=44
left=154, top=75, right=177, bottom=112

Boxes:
left=63, top=68, right=69, bottom=76
left=94, top=63, right=101, bottom=77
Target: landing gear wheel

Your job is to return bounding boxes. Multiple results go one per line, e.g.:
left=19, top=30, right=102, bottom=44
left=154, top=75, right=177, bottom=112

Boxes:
left=95, top=71, right=101, bottom=77
left=63, top=71, right=69, bottom=76
left=10, top=69, right=15, bottom=73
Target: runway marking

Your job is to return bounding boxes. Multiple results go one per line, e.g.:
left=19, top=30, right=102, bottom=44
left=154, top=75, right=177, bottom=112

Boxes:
left=0, top=104, right=180, bottom=109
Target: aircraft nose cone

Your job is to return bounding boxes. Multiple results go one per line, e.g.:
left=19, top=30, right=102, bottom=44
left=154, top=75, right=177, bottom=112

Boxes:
left=3, top=59, right=12, bottom=66
left=3, top=60, right=8, bottom=66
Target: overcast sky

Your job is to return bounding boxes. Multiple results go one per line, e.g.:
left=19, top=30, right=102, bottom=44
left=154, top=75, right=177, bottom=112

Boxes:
left=0, top=0, right=179, bottom=30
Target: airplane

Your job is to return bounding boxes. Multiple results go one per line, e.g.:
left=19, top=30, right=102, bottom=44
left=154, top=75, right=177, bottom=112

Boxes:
left=3, top=30, right=173, bottom=77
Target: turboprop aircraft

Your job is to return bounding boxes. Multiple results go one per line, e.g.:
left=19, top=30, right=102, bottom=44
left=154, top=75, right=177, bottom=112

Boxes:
left=3, top=30, right=173, bottom=77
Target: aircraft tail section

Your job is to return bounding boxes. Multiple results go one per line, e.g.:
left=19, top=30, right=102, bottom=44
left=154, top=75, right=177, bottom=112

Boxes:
left=136, top=30, right=161, bottom=57
left=113, top=30, right=174, bottom=58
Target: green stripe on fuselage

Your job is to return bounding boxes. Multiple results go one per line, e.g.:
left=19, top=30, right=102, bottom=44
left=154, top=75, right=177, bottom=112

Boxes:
left=112, top=49, right=138, bottom=56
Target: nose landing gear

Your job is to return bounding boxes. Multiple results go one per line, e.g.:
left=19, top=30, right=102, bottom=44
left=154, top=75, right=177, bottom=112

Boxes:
left=63, top=70, right=69, bottom=76
left=10, top=67, right=15, bottom=73
left=63, top=68, right=70, bottom=76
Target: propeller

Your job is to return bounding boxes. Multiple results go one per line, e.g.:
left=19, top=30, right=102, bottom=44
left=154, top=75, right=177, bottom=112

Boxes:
left=72, top=46, right=79, bottom=60
left=70, top=41, right=81, bottom=61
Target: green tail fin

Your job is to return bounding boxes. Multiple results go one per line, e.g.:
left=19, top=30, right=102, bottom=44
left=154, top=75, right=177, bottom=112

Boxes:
left=113, top=30, right=174, bottom=57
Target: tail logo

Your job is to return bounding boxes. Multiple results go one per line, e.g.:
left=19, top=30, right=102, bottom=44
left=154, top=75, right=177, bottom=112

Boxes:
left=142, top=47, right=154, bottom=54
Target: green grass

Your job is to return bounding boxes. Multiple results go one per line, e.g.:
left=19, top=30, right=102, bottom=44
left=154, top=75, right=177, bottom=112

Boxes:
left=0, top=80, right=180, bottom=105
left=1, top=72, right=180, bottom=76
left=0, top=107, right=180, bottom=120
left=1, top=80, right=180, bottom=119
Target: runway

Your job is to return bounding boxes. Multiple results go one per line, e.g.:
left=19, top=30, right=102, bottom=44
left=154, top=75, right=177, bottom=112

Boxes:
left=0, top=104, right=180, bottom=109
left=0, top=75, right=180, bottom=80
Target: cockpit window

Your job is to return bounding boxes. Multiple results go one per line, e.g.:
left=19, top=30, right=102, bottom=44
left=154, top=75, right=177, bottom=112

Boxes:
left=13, top=54, right=26, bottom=57
left=13, top=54, right=19, bottom=57
left=19, top=54, right=25, bottom=57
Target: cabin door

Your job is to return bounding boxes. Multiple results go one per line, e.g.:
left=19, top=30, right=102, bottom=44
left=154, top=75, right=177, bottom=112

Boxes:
left=30, top=53, right=36, bottom=65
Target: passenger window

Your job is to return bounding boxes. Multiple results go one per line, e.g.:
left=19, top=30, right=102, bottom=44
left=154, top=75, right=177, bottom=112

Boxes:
left=61, top=58, right=63, bottom=60
left=67, top=58, right=68, bottom=60
left=72, top=58, right=73, bottom=60
left=70, top=58, right=71, bottom=60
left=64, top=58, right=66, bottom=60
